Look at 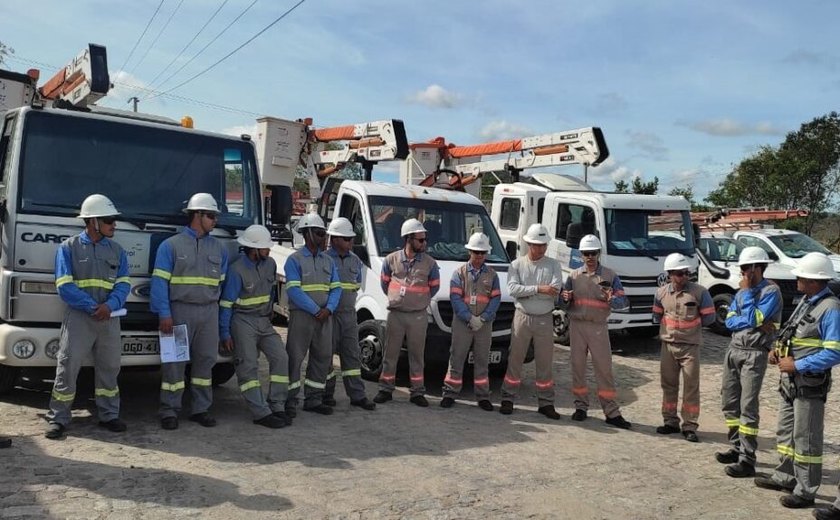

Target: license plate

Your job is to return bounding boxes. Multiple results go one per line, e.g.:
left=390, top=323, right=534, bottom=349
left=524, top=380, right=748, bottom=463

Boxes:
left=467, top=351, right=503, bottom=364
left=122, top=337, right=160, bottom=356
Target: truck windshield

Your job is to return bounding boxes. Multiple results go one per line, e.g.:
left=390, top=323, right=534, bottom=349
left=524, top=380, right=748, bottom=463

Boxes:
left=605, top=209, right=695, bottom=257
left=768, top=233, right=832, bottom=258
left=369, top=195, right=508, bottom=262
left=17, top=110, right=259, bottom=228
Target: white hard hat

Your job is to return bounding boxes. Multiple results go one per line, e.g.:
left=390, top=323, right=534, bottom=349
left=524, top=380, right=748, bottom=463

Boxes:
left=791, top=252, right=837, bottom=280
left=738, top=246, right=772, bottom=266
left=523, top=224, right=550, bottom=245
left=78, top=194, right=120, bottom=219
left=296, top=212, right=326, bottom=231
left=664, top=252, right=692, bottom=271
left=327, top=217, right=355, bottom=238
left=183, top=193, right=220, bottom=214
left=465, top=232, right=491, bottom=252
left=237, top=225, right=273, bottom=249
left=579, top=234, right=602, bottom=252
left=401, top=218, right=427, bottom=237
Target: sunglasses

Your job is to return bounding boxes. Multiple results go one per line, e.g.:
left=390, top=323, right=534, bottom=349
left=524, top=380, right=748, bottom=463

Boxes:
left=99, top=216, right=117, bottom=225
left=669, top=270, right=689, bottom=277
left=581, top=251, right=599, bottom=257
left=470, top=251, right=487, bottom=256
left=337, top=236, right=354, bottom=242
left=201, top=212, right=218, bottom=220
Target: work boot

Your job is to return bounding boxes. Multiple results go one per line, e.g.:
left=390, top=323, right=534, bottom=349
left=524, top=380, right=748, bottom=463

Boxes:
left=253, top=414, right=286, bottom=429
left=682, top=430, right=699, bottom=443
left=813, top=505, right=840, bottom=519
left=160, top=416, right=179, bottom=430
left=273, top=411, right=293, bottom=426
left=538, top=405, right=561, bottom=420
left=350, top=398, right=376, bottom=411
left=725, top=461, right=755, bottom=478
left=715, top=449, right=739, bottom=464
left=571, top=409, right=587, bottom=422
left=440, top=397, right=455, bottom=408
left=605, top=415, right=632, bottom=429
left=409, top=395, right=429, bottom=407
left=656, top=424, right=681, bottom=435
left=780, top=494, right=814, bottom=509
left=478, top=400, right=494, bottom=412
left=45, top=422, right=66, bottom=440
left=499, top=400, right=514, bottom=415
left=189, top=412, right=217, bottom=427
left=98, top=419, right=127, bottom=433
left=285, top=404, right=297, bottom=419
left=322, top=396, right=337, bottom=407
left=0, top=437, right=11, bottom=449
left=373, top=391, right=392, bottom=404
left=754, top=475, right=795, bottom=492
left=303, top=404, right=334, bottom=415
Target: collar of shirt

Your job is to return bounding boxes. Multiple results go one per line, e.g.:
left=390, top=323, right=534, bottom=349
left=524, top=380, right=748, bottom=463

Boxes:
left=79, top=230, right=110, bottom=246
left=237, top=253, right=260, bottom=269
left=182, top=226, right=211, bottom=240
left=580, top=264, right=603, bottom=277
left=399, top=249, right=423, bottom=264
left=327, top=248, right=350, bottom=260
left=299, top=246, right=324, bottom=259
left=805, top=286, right=834, bottom=305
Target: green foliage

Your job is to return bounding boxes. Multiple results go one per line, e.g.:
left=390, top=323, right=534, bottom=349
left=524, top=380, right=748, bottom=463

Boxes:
left=614, top=179, right=629, bottom=193
left=668, top=185, right=694, bottom=204
left=632, top=176, right=659, bottom=194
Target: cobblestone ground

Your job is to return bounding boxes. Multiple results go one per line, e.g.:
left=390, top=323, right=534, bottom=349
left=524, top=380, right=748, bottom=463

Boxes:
left=2, top=328, right=839, bottom=519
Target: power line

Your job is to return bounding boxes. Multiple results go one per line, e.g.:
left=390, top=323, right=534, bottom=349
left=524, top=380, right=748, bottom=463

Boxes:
left=128, top=0, right=186, bottom=75
left=115, top=0, right=166, bottom=77
left=144, top=0, right=307, bottom=100
left=146, top=0, right=231, bottom=89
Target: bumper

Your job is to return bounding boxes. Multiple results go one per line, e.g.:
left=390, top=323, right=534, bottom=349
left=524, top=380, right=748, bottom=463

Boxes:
left=606, top=312, right=655, bottom=330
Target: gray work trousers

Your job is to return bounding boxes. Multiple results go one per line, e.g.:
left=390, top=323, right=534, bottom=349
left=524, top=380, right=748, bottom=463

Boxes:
left=661, top=342, right=701, bottom=432
left=379, top=310, right=428, bottom=397
left=501, top=310, right=555, bottom=406
left=286, top=309, right=333, bottom=409
left=570, top=319, right=620, bottom=418
left=47, top=308, right=121, bottom=426
left=159, top=302, right=219, bottom=418
left=720, top=347, right=768, bottom=466
left=770, top=377, right=825, bottom=501
left=443, top=317, right=492, bottom=400
left=231, top=314, right=289, bottom=419
left=324, top=309, right=367, bottom=402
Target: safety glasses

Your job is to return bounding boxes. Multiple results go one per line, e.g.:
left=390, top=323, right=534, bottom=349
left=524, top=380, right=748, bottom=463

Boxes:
left=581, top=251, right=599, bottom=257
left=201, top=212, right=218, bottom=221
left=669, top=270, right=689, bottom=277
left=99, top=216, right=117, bottom=225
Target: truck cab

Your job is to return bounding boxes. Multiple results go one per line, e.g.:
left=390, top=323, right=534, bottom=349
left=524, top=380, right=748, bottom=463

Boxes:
left=733, top=228, right=840, bottom=273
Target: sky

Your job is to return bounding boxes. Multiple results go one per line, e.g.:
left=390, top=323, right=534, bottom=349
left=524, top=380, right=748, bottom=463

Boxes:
left=2, top=0, right=839, bottom=200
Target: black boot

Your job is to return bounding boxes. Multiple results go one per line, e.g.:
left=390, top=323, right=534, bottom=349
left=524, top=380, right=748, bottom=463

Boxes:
left=725, top=461, right=755, bottom=478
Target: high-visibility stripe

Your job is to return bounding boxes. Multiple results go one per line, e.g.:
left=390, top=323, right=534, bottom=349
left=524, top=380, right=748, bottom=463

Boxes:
left=304, top=379, right=326, bottom=389
left=661, top=401, right=677, bottom=411
left=329, top=282, right=341, bottom=289
left=379, top=374, right=395, bottom=382
left=409, top=375, right=424, bottom=382
left=652, top=304, right=664, bottom=314
left=340, top=282, right=361, bottom=290
left=490, top=289, right=501, bottom=297
left=700, top=306, right=715, bottom=315
left=219, top=300, right=234, bottom=309
left=51, top=390, right=75, bottom=402
left=535, top=380, right=554, bottom=390
left=326, top=371, right=337, bottom=380
left=754, top=309, right=765, bottom=327
left=341, top=369, right=361, bottom=377
left=270, top=375, right=290, bottom=384
left=170, top=276, right=220, bottom=287
left=380, top=274, right=391, bottom=282
left=429, top=278, right=440, bottom=287
left=286, top=280, right=302, bottom=288
left=662, top=316, right=701, bottom=329
left=76, top=279, right=115, bottom=290
left=575, top=298, right=610, bottom=310
left=571, top=386, right=588, bottom=396
left=504, top=375, right=520, bottom=386
left=161, top=381, right=185, bottom=392
left=55, top=275, right=74, bottom=287
left=824, top=340, right=840, bottom=350
left=794, top=452, right=822, bottom=464
left=777, top=444, right=794, bottom=457
left=792, top=338, right=822, bottom=347
left=444, top=376, right=463, bottom=386
left=725, top=418, right=740, bottom=428
left=450, top=287, right=464, bottom=295
left=191, top=377, right=212, bottom=387
left=115, top=277, right=131, bottom=285
left=153, top=269, right=172, bottom=281
left=739, top=424, right=759, bottom=436
left=726, top=311, right=737, bottom=318
left=288, top=380, right=302, bottom=390
left=682, top=404, right=700, bottom=414
left=597, top=389, right=616, bottom=399
left=301, top=284, right=330, bottom=292
left=388, top=282, right=430, bottom=294
left=613, top=289, right=625, bottom=297
left=474, top=377, right=489, bottom=386
left=240, top=380, right=261, bottom=392
left=235, top=295, right=270, bottom=306
left=94, top=387, right=119, bottom=398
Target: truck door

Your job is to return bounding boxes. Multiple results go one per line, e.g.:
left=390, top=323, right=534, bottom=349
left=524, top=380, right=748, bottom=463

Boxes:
left=547, top=199, right=598, bottom=271
left=495, top=195, right=526, bottom=259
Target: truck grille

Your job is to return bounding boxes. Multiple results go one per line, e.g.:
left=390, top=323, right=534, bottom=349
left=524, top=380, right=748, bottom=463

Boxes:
left=122, top=302, right=159, bottom=331
left=626, top=294, right=654, bottom=314
left=436, top=301, right=516, bottom=332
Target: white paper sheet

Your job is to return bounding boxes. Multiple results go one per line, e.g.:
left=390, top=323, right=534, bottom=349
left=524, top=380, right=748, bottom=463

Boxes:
left=159, top=324, right=190, bottom=363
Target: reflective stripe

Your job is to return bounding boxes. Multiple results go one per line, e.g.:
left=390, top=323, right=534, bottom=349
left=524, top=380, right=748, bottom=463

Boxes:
left=661, top=401, right=677, bottom=411
left=794, top=452, right=822, bottom=464
left=652, top=304, right=664, bottom=314
left=504, top=375, right=521, bottom=386
left=286, top=280, right=302, bottom=288
left=571, top=386, right=588, bottom=396
left=153, top=269, right=172, bottom=281
left=473, top=377, right=489, bottom=386
left=725, top=418, right=740, bottom=428
left=51, top=390, right=75, bottom=402
left=288, top=380, right=302, bottom=390
left=575, top=298, right=610, bottom=310
left=219, top=300, right=234, bottom=309
left=682, top=404, right=700, bottom=414
left=662, top=316, right=701, bottom=329
left=699, top=306, right=715, bottom=315
left=329, top=282, right=341, bottom=289
left=235, top=295, right=270, bottom=306
left=597, top=389, right=616, bottom=399
left=341, top=369, right=361, bottom=377
left=792, top=338, right=822, bottom=347
left=55, top=275, right=74, bottom=287
left=379, top=374, right=396, bottom=382
left=170, top=276, right=220, bottom=287
left=191, top=377, right=212, bottom=387
left=161, top=381, right=185, bottom=392
left=76, top=279, right=115, bottom=290
left=115, top=277, right=131, bottom=285
left=94, top=387, right=119, bottom=398
left=304, top=379, right=326, bottom=389
left=409, top=375, right=424, bottom=382
left=824, top=340, right=840, bottom=350
left=739, top=424, right=759, bottom=436
left=326, top=371, right=337, bottom=380
left=444, top=376, right=463, bottom=386
left=726, top=311, right=737, bottom=318
left=535, top=380, right=554, bottom=390
left=339, top=282, right=361, bottom=290
left=388, top=282, right=430, bottom=294
left=777, top=444, right=795, bottom=457
left=301, top=284, right=330, bottom=292
left=240, top=380, right=261, bottom=392
left=270, top=375, right=290, bottom=384
left=450, top=287, right=464, bottom=295
left=755, top=309, right=765, bottom=327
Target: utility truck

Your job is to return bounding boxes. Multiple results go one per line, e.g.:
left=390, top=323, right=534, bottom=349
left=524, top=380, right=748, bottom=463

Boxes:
left=0, top=44, right=262, bottom=393
left=256, top=117, right=516, bottom=379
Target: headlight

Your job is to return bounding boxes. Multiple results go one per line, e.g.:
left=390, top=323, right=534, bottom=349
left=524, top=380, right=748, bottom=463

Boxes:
left=20, top=281, right=58, bottom=294
left=45, top=339, right=61, bottom=360
left=12, top=340, right=36, bottom=359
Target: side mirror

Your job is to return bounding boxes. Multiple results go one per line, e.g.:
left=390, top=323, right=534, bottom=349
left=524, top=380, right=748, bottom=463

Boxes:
left=692, top=223, right=701, bottom=249
left=505, top=241, right=518, bottom=260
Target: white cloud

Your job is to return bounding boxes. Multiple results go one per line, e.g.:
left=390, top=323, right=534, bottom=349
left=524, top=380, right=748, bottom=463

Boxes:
left=625, top=130, right=668, bottom=161
left=678, top=118, right=784, bottom=137
left=595, top=92, right=628, bottom=113
left=586, top=157, right=642, bottom=189
left=476, top=120, right=533, bottom=142
left=221, top=124, right=258, bottom=138
left=406, top=84, right=462, bottom=109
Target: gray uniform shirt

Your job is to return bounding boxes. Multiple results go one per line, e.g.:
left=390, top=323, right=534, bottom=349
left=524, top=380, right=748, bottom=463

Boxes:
left=508, top=255, right=563, bottom=315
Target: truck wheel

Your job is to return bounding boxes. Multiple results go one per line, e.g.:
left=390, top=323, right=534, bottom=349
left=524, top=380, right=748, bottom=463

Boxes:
left=553, top=308, right=570, bottom=346
left=211, top=362, right=236, bottom=387
left=359, top=319, right=386, bottom=381
left=0, top=366, right=20, bottom=395
left=711, top=293, right=734, bottom=336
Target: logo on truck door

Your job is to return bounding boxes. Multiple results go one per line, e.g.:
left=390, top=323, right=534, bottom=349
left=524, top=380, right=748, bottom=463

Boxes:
left=20, top=232, right=72, bottom=243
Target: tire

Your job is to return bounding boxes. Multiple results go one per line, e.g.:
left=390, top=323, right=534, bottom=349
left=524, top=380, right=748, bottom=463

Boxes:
left=211, top=362, right=236, bottom=387
left=358, top=319, right=386, bottom=381
left=627, top=326, right=659, bottom=339
left=0, top=365, right=20, bottom=395
left=553, top=308, right=570, bottom=346
left=711, top=292, right=734, bottom=336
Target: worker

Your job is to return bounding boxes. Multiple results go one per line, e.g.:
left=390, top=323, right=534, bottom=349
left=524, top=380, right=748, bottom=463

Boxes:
left=374, top=218, right=440, bottom=407
left=152, top=193, right=228, bottom=430
left=754, top=253, right=840, bottom=511
left=500, top=224, right=563, bottom=419
left=717, top=246, right=782, bottom=477
left=284, top=213, right=341, bottom=416
left=46, top=194, right=130, bottom=440
left=561, top=234, right=632, bottom=429
left=441, top=232, right=501, bottom=411
left=219, top=225, right=289, bottom=429
left=323, top=217, right=376, bottom=411
left=652, top=253, right=715, bottom=442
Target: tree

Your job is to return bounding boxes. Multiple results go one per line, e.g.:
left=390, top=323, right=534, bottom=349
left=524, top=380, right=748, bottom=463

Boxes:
left=631, top=176, right=659, bottom=194
left=0, top=41, right=13, bottom=66
left=668, top=185, right=694, bottom=204
left=614, top=180, right=629, bottom=193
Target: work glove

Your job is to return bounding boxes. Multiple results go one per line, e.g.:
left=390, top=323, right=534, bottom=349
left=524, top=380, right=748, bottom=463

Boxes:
left=469, top=316, right=484, bottom=331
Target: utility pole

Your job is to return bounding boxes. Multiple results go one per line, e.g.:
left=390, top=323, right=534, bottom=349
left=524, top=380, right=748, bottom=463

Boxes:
left=127, top=96, right=139, bottom=112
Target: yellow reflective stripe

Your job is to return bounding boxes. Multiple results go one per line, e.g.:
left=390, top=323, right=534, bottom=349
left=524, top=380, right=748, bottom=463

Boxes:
left=791, top=338, right=822, bottom=347
left=76, top=279, right=114, bottom=290
left=153, top=269, right=172, bottom=281
left=329, top=282, right=341, bottom=289
left=95, top=387, right=119, bottom=397
left=161, top=381, right=185, bottom=392
left=726, top=311, right=737, bottom=318
left=51, top=390, right=75, bottom=402
left=286, top=281, right=302, bottom=288
left=170, top=276, right=220, bottom=287
left=115, top=277, right=131, bottom=285
left=304, top=379, right=326, bottom=389
left=823, top=340, right=840, bottom=350
left=341, top=368, right=361, bottom=377
left=235, top=295, right=271, bottom=306
left=191, top=377, right=212, bottom=387
left=301, top=284, right=330, bottom=292
left=340, top=282, right=361, bottom=290
left=55, top=275, right=74, bottom=287
left=240, top=380, right=261, bottom=392
left=739, top=424, right=759, bottom=436
left=326, top=371, right=337, bottom=380
left=794, top=452, right=823, bottom=464
left=754, top=309, right=765, bottom=327
left=219, top=300, right=234, bottom=309
left=725, top=418, right=740, bottom=428
left=773, top=322, right=781, bottom=330
left=220, top=273, right=226, bottom=282
left=270, top=375, right=289, bottom=384
left=288, top=381, right=301, bottom=390
left=777, top=444, right=795, bottom=457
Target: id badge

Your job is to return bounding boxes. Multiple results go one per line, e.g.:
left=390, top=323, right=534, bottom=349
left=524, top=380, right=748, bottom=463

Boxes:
left=470, top=295, right=477, bottom=305
left=399, top=286, right=407, bottom=297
